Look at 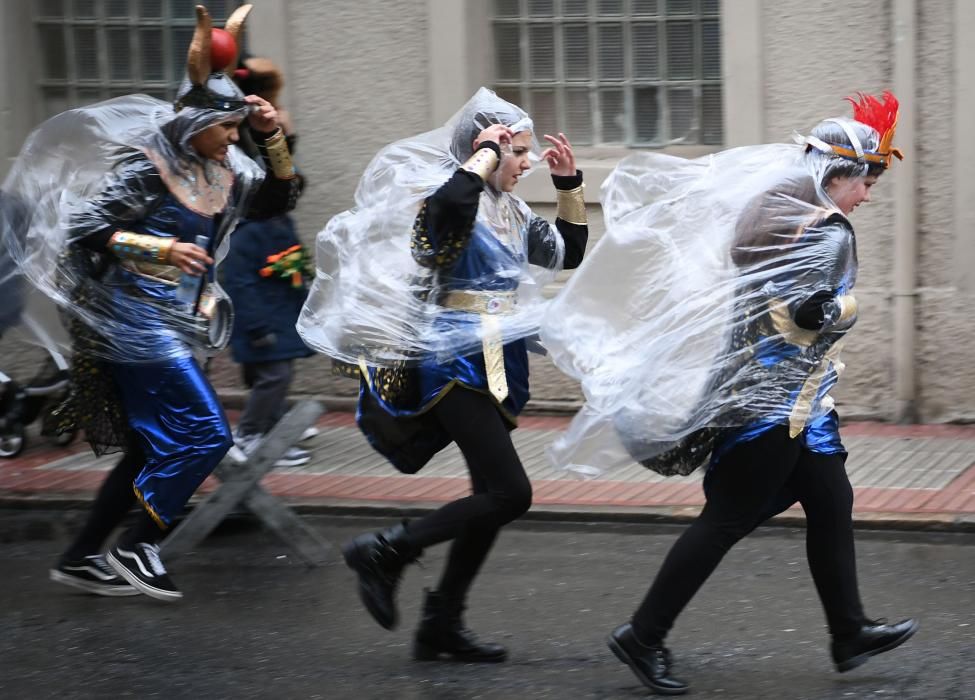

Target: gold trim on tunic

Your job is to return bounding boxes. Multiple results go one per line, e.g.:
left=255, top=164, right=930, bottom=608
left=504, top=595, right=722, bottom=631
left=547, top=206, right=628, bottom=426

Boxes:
left=441, top=290, right=517, bottom=402
left=358, top=356, right=372, bottom=390
left=556, top=184, right=587, bottom=225
left=133, top=484, right=169, bottom=530
left=788, top=340, right=845, bottom=437
left=398, top=378, right=519, bottom=427
left=332, top=359, right=362, bottom=379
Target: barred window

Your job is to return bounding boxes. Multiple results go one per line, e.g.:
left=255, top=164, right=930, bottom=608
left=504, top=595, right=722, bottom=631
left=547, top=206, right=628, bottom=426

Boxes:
left=491, top=0, right=722, bottom=147
left=35, top=0, right=242, bottom=118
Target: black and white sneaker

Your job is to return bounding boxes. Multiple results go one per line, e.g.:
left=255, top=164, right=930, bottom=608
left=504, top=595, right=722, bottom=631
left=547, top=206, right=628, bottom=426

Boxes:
left=229, top=432, right=312, bottom=468
left=106, top=543, right=183, bottom=602
left=50, top=554, right=140, bottom=597
left=275, top=445, right=311, bottom=467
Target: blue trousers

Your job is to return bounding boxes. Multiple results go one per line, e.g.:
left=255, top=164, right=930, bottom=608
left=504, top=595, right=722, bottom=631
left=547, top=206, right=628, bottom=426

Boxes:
left=109, top=355, right=232, bottom=527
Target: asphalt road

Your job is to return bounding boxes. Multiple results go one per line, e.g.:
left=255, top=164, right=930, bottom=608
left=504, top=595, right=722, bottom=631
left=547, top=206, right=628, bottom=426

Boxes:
left=1, top=510, right=972, bottom=699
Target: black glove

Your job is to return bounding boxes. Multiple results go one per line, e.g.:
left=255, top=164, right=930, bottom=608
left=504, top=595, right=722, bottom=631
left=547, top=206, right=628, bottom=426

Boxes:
left=793, top=290, right=834, bottom=331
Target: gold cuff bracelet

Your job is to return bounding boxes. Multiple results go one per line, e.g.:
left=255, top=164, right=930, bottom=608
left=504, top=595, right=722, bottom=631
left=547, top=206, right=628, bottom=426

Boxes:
left=108, top=231, right=174, bottom=265
left=264, top=128, right=296, bottom=180
left=461, top=147, right=500, bottom=182
left=556, top=184, right=587, bottom=226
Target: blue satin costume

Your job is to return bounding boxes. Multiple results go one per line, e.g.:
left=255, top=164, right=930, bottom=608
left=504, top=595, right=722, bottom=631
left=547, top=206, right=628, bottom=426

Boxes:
left=100, top=192, right=232, bottom=526
left=705, top=228, right=858, bottom=519
left=390, top=216, right=532, bottom=418
left=359, top=217, right=533, bottom=473
left=351, top=155, right=586, bottom=475
left=710, top=276, right=855, bottom=464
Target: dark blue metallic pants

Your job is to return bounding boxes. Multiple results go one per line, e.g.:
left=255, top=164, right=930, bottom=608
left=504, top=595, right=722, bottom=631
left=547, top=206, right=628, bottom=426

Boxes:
left=109, top=355, right=232, bottom=527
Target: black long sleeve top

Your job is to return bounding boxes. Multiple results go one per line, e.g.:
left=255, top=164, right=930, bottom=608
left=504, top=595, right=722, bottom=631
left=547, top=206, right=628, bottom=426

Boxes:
left=417, top=142, right=588, bottom=272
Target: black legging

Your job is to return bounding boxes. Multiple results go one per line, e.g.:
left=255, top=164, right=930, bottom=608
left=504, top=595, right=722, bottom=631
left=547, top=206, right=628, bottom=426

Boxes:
left=63, top=438, right=165, bottom=560
left=631, top=426, right=865, bottom=645
left=405, top=386, right=533, bottom=603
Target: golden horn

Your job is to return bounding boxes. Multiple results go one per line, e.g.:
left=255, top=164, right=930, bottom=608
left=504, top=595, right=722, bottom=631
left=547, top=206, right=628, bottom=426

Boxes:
left=186, top=5, right=213, bottom=86
left=223, top=3, right=253, bottom=75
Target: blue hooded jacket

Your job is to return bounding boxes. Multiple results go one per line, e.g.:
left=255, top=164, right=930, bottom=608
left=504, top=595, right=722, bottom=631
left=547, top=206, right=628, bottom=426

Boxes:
left=221, top=214, right=313, bottom=364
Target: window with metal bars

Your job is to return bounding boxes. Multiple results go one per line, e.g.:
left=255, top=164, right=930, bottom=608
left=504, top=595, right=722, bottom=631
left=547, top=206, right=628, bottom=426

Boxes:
left=35, top=0, right=242, bottom=119
left=491, top=0, right=722, bottom=147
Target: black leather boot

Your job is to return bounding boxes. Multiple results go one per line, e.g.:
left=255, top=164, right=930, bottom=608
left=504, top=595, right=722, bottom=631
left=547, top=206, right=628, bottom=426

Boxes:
left=342, top=522, right=420, bottom=630
left=412, top=589, right=507, bottom=662
left=607, top=623, right=688, bottom=696
left=831, top=618, right=918, bottom=672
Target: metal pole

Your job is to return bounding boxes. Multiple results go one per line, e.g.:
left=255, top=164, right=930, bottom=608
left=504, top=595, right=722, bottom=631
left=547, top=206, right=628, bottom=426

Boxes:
left=892, top=0, right=917, bottom=423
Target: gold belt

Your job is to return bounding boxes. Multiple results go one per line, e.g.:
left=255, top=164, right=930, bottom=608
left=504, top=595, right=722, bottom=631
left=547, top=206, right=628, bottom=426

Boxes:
left=120, top=259, right=180, bottom=284
left=441, top=290, right=517, bottom=315
left=440, top=291, right=517, bottom=402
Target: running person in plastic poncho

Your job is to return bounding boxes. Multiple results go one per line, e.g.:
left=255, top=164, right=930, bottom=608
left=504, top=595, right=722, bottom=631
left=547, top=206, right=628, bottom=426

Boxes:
left=541, top=93, right=917, bottom=693
left=298, top=89, right=588, bottom=660
left=0, top=5, right=300, bottom=601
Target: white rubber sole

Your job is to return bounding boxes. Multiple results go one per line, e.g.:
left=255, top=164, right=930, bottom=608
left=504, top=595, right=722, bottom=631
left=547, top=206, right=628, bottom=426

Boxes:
left=49, top=569, right=141, bottom=597
left=274, top=456, right=311, bottom=468
left=105, top=551, right=183, bottom=602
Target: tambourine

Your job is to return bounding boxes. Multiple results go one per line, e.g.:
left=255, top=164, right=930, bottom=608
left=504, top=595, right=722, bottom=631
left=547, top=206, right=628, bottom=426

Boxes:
left=193, top=281, right=235, bottom=353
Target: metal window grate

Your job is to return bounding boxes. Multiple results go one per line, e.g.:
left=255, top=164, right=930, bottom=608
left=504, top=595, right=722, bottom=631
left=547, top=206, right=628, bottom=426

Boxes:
left=35, top=0, right=241, bottom=118
left=492, top=0, right=723, bottom=147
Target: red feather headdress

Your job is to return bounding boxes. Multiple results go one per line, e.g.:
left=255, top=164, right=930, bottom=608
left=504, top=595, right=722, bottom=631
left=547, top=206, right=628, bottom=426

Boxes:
left=825, top=91, right=904, bottom=169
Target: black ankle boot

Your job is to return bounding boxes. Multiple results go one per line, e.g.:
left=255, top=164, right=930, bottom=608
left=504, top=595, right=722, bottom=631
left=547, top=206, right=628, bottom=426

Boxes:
left=607, top=623, right=688, bottom=696
left=831, top=618, right=919, bottom=672
left=413, top=589, right=507, bottom=662
left=342, top=522, right=419, bottom=630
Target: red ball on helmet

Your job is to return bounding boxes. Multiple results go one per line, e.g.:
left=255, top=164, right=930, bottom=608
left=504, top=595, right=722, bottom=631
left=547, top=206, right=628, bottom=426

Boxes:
left=209, top=28, right=238, bottom=71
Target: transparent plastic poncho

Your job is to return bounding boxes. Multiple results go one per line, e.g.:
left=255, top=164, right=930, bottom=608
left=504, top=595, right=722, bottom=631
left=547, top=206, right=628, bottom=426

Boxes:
left=298, top=87, right=565, bottom=366
left=0, top=94, right=262, bottom=363
left=0, top=191, right=29, bottom=337
left=543, top=121, right=877, bottom=477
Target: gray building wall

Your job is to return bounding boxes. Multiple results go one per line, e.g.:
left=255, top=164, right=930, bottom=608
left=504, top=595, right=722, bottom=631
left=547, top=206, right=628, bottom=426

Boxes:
left=760, top=0, right=975, bottom=422
left=0, top=2, right=37, bottom=170
left=2, top=0, right=973, bottom=423
left=209, top=0, right=434, bottom=403
left=764, top=0, right=898, bottom=419
left=915, top=0, right=975, bottom=422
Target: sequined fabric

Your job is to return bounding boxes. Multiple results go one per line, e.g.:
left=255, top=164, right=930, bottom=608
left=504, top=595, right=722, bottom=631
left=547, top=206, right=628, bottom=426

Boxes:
left=51, top=247, right=129, bottom=455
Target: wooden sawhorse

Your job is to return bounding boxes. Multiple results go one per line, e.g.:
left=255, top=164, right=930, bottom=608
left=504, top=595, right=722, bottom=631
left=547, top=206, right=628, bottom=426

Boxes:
left=160, top=400, right=332, bottom=566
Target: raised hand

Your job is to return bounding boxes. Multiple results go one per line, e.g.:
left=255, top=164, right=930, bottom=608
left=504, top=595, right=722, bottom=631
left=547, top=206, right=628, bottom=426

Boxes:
left=542, top=132, right=577, bottom=177
left=473, top=123, right=514, bottom=151
left=244, top=94, right=280, bottom=134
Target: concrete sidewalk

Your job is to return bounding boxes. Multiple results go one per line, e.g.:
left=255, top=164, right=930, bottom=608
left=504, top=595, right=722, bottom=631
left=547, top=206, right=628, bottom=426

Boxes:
left=2, top=411, right=975, bottom=530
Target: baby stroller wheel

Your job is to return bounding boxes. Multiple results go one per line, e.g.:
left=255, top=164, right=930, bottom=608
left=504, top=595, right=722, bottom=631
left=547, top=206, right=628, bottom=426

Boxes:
left=52, top=429, right=76, bottom=447
left=0, top=426, right=25, bottom=458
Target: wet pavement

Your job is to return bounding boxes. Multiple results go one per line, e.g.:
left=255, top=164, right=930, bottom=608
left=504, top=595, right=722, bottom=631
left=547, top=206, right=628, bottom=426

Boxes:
left=1, top=511, right=972, bottom=699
